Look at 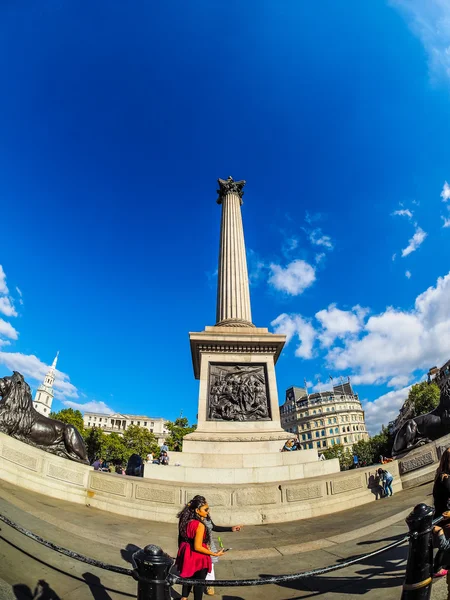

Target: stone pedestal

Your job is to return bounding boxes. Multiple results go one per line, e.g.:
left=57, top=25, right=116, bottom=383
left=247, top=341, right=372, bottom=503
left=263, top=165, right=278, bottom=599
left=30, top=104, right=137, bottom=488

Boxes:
left=183, top=325, right=293, bottom=455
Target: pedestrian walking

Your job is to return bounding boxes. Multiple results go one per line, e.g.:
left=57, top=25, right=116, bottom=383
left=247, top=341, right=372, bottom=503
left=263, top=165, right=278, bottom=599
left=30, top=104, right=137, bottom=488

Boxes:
left=176, top=496, right=224, bottom=600
left=353, top=454, right=359, bottom=468
left=377, top=468, right=394, bottom=497
left=188, top=495, right=242, bottom=596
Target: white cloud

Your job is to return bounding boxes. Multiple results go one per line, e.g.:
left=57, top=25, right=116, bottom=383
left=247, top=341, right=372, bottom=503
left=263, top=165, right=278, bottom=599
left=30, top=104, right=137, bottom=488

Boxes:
left=442, top=181, right=450, bottom=201
left=0, top=266, right=9, bottom=295
left=309, top=228, right=333, bottom=249
left=0, top=319, right=18, bottom=340
left=62, top=399, right=113, bottom=414
left=391, top=1, right=450, bottom=82
left=387, top=374, right=411, bottom=389
left=305, top=211, right=322, bottom=224
left=271, top=313, right=316, bottom=359
left=0, top=297, right=18, bottom=318
left=0, top=352, right=78, bottom=399
left=392, top=209, right=413, bottom=218
left=405, top=270, right=412, bottom=279
left=326, top=272, right=450, bottom=387
left=315, top=253, right=326, bottom=264
left=315, top=304, right=367, bottom=348
left=392, top=253, right=397, bottom=261
left=363, top=385, right=412, bottom=435
left=0, top=340, right=11, bottom=348
left=401, top=226, right=427, bottom=257
left=268, top=260, right=316, bottom=295
left=442, top=216, right=450, bottom=228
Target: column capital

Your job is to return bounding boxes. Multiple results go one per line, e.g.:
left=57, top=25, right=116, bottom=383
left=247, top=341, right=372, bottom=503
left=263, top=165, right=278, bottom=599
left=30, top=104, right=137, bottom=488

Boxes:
left=217, top=176, right=246, bottom=204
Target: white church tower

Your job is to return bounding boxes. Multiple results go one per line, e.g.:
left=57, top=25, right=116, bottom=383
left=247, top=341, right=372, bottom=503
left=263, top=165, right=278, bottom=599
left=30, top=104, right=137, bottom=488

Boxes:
left=33, top=352, right=59, bottom=416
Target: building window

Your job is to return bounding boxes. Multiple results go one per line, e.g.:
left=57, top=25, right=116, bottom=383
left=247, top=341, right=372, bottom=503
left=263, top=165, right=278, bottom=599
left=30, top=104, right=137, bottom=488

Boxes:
left=131, top=421, right=134, bottom=425
left=331, top=439, right=335, bottom=446
left=99, top=418, right=102, bottom=422
left=144, top=421, right=147, bottom=426
left=111, top=419, right=114, bottom=425
left=321, top=430, right=325, bottom=436
left=307, top=433, right=312, bottom=439
left=335, top=428, right=339, bottom=433
left=137, top=421, right=140, bottom=426
left=88, top=422, right=91, bottom=427
left=302, top=434, right=306, bottom=441
left=315, top=431, right=320, bottom=438
left=329, top=429, right=333, bottom=434
left=316, top=442, right=320, bottom=448
left=150, top=428, right=153, bottom=433
left=308, top=443, right=313, bottom=449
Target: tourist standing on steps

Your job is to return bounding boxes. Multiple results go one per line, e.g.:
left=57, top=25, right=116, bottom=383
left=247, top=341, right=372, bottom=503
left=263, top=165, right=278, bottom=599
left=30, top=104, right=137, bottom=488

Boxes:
left=176, top=497, right=224, bottom=600
left=189, top=495, right=243, bottom=596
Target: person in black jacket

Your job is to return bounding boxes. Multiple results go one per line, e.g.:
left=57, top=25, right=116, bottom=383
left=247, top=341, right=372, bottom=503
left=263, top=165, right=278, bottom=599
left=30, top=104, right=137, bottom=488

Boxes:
left=186, top=495, right=242, bottom=596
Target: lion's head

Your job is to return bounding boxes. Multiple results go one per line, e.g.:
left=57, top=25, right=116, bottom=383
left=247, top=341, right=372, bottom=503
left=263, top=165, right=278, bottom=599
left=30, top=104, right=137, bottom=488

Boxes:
left=0, top=371, right=34, bottom=416
left=0, top=372, right=36, bottom=435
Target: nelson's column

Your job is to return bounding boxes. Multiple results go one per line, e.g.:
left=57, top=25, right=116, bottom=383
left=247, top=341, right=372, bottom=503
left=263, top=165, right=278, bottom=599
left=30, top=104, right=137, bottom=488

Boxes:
left=183, top=176, right=294, bottom=455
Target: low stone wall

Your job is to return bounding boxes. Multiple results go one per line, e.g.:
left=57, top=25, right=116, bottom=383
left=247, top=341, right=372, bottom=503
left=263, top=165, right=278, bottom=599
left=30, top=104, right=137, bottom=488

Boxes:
left=0, top=431, right=404, bottom=525
left=397, top=433, right=450, bottom=490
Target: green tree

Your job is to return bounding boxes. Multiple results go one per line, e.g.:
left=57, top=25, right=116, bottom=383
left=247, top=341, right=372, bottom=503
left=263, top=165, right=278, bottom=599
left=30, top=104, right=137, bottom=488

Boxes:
left=408, top=381, right=440, bottom=416
left=83, top=426, right=106, bottom=463
left=103, top=432, right=127, bottom=462
left=49, top=408, right=84, bottom=433
left=123, top=425, right=158, bottom=458
left=164, top=417, right=197, bottom=451
left=322, top=444, right=353, bottom=470
left=352, top=438, right=375, bottom=466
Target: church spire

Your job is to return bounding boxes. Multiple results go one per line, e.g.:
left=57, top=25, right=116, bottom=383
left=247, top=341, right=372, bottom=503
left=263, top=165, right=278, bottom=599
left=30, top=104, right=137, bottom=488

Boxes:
left=51, top=351, right=59, bottom=370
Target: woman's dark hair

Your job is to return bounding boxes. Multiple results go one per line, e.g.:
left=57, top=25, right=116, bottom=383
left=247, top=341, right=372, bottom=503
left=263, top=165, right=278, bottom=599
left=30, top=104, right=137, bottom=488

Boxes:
left=177, top=495, right=210, bottom=545
left=436, top=448, right=450, bottom=481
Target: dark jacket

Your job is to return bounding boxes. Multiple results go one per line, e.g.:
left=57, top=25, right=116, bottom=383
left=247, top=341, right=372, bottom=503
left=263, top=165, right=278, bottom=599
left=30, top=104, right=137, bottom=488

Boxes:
left=433, top=475, right=450, bottom=518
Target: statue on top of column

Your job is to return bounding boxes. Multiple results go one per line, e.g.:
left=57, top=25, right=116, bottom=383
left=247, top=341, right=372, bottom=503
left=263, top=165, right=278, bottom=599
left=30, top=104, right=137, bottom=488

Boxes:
left=217, top=176, right=246, bottom=203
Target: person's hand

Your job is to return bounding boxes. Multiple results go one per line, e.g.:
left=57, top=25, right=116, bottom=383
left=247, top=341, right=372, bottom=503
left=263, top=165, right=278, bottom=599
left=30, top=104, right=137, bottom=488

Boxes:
left=442, top=511, right=450, bottom=519
left=232, top=525, right=243, bottom=532
left=214, top=549, right=225, bottom=557
left=433, top=526, right=444, bottom=535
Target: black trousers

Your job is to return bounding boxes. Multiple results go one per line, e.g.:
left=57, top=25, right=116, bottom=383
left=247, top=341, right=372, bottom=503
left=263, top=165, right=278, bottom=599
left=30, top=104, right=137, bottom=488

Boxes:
left=182, top=568, right=208, bottom=600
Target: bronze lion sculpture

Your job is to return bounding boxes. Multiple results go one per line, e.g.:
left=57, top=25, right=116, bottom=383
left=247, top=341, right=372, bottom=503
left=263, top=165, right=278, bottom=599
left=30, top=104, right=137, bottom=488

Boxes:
left=392, top=360, right=450, bottom=456
left=0, top=371, right=88, bottom=464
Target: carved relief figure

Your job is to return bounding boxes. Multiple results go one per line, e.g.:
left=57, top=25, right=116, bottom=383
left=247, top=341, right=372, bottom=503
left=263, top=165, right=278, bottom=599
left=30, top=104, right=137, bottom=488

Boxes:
left=208, top=364, right=270, bottom=421
left=392, top=361, right=450, bottom=456
left=0, top=371, right=88, bottom=463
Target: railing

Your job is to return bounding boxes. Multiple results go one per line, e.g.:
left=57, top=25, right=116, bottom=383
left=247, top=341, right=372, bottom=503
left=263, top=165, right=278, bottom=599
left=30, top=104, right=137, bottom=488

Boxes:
left=0, top=505, right=443, bottom=600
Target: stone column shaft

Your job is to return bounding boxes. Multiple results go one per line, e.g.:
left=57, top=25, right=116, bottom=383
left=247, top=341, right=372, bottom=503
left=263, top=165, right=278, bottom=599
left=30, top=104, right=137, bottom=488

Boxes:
left=215, top=178, right=253, bottom=327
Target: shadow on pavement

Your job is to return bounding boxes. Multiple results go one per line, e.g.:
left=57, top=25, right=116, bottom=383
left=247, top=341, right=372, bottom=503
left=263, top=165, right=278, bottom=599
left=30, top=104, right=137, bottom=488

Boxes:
left=13, top=580, right=61, bottom=599
left=259, top=544, right=407, bottom=597
left=1, top=535, right=134, bottom=598
left=120, top=543, right=141, bottom=566
left=82, top=573, right=113, bottom=600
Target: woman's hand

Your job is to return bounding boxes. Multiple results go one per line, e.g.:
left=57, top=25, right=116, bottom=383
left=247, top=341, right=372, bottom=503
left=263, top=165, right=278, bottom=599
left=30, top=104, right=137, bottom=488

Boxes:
left=231, top=525, right=243, bottom=532
left=433, top=526, right=444, bottom=535
left=214, top=549, right=225, bottom=557
left=442, top=511, right=450, bottom=519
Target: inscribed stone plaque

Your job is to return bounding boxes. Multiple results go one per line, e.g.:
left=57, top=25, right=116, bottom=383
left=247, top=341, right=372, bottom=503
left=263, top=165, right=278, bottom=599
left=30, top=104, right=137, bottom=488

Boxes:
left=184, top=489, right=230, bottom=507
left=90, top=474, right=127, bottom=496
left=47, top=463, right=85, bottom=486
left=207, top=363, right=271, bottom=421
left=234, top=487, right=278, bottom=506
left=135, top=485, right=176, bottom=504
left=2, top=445, right=39, bottom=471
left=285, top=483, right=323, bottom=502
left=331, top=475, right=363, bottom=495
left=399, top=451, right=434, bottom=475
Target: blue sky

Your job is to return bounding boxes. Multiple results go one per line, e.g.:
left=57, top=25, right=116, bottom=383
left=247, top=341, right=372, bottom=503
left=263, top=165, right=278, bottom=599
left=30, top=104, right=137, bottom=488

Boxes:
left=0, top=1, right=449, bottom=434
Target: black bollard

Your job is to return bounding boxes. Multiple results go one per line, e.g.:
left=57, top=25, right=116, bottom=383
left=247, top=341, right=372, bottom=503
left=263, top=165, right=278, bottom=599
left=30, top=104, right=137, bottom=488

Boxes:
left=402, top=503, right=434, bottom=600
left=132, top=545, right=173, bottom=600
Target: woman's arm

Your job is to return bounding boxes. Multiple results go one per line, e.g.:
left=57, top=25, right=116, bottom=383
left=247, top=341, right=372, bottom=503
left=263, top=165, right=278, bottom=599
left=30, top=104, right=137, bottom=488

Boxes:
left=193, top=522, right=224, bottom=556
left=211, top=519, right=243, bottom=533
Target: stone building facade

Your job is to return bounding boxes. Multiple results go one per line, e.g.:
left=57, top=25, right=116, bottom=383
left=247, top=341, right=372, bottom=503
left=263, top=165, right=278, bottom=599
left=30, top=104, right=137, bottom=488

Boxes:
left=83, top=412, right=169, bottom=446
left=279, top=380, right=369, bottom=451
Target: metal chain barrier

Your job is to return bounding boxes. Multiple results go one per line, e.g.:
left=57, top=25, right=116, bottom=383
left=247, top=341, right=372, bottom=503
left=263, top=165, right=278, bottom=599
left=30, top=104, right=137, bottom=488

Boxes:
left=0, top=506, right=444, bottom=599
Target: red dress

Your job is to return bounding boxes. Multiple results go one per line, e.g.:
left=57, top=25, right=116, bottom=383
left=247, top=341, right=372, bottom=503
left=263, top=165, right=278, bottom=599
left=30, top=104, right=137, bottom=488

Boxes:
left=176, top=520, right=212, bottom=577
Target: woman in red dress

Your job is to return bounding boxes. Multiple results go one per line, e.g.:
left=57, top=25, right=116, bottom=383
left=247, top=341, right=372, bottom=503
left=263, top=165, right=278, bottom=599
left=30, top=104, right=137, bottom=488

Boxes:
left=176, top=496, right=224, bottom=600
